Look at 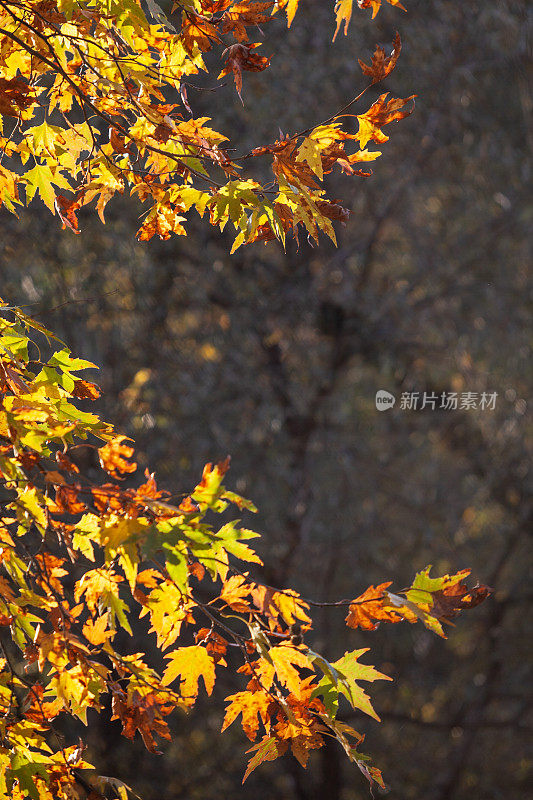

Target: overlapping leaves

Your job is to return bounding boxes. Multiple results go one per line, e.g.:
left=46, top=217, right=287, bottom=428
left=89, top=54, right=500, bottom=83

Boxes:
left=0, top=0, right=413, bottom=248
left=0, top=300, right=488, bottom=798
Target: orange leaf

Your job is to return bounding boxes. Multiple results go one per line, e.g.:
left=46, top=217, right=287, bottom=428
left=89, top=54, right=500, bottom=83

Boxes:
left=181, top=12, right=221, bottom=55
left=222, top=685, right=272, bottom=740
left=221, top=1, right=274, bottom=42
left=72, top=379, right=101, bottom=400
left=345, top=582, right=405, bottom=631
left=82, top=612, right=113, bottom=645
left=98, top=435, right=137, bottom=478
left=356, top=93, right=415, bottom=149
left=219, top=574, right=253, bottom=612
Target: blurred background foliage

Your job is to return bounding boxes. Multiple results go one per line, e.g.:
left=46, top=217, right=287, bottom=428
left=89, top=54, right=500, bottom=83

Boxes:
left=1, top=0, right=531, bottom=797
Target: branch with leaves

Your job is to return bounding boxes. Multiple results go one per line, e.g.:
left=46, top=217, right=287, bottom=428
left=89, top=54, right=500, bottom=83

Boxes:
left=0, top=301, right=490, bottom=798
left=0, top=0, right=413, bottom=248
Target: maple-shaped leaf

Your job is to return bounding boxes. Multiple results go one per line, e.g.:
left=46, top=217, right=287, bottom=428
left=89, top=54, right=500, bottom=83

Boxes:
left=181, top=12, right=221, bottom=54
left=22, top=684, right=63, bottom=727
left=221, top=1, right=274, bottom=42
left=137, top=202, right=187, bottom=242
left=431, top=581, right=491, bottom=620
left=162, top=645, right=216, bottom=699
left=219, top=43, right=270, bottom=101
left=268, top=138, right=320, bottom=189
left=252, top=585, right=311, bottom=628
left=268, top=644, right=313, bottom=699
left=219, top=574, right=253, bottom=611
left=243, top=735, right=287, bottom=782
left=82, top=612, right=114, bottom=645
left=345, top=582, right=404, bottom=630
left=98, top=435, right=137, bottom=478
left=0, top=77, right=35, bottom=118
left=359, top=32, right=401, bottom=84
left=111, top=689, right=173, bottom=753
left=75, top=567, right=124, bottom=614
left=222, top=684, right=273, bottom=740
left=192, top=457, right=231, bottom=510
left=24, top=165, right=71, bottom=213
left=356, top=93, right=415, bottom=149
left=404, top=566, right=491, bottom=635
left=312, top=649, right=391, bottom=720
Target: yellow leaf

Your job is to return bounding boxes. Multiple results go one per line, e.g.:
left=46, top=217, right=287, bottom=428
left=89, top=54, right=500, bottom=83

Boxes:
left=162, top=644, right=216, bottom=699
left=82, top=612, right=114, bottom=645
left=296, top=138, right=323, bottom=180
left=268, top=644, right=313, bottom=699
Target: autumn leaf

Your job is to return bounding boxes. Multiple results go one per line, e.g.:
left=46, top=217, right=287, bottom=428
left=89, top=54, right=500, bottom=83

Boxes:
left=219, top=574, right=253, bottom=611
left=72, top=379, right=101, bottom=400
left=268, top=644, right=313, bottom=698
left=181, top=12, right=221, bottom=54
left=358, top=0, right=406, bottom=21
left=359, top=32, right=402, bottom=84
left=356, top=93, right=416, bottom=149
left=345, top=582, right=404, bottom=630
left=243, top=735, right=287, bottom=782
left=271, top=138, right=320, bottom=189
left=82, top=613, right=114, bottom=645
left=222, top=684, right=273, bottom=740
left=404, top=566, right=491, bottom=635
left=55, top=195, right=81, bottom=234
left=219, top=43, right=270, bottom=101
left=0, top=77, right=35, bottom=118
left=221, top=1, right=274, bottom=42
left=162, top=645, right=216, bottom=699
left=98, top=435, right=137, bottom=478
left=55, top=451, right=80, bottom=473
left=431, top=581, right=492, bottom=620
left=312, top=649, right=391, bottom=720
left=195, top=628, right=228, bottom=663
left=333, top=0, right=354, bottom=41
left=49, top=484, right=87, bottom=515
left=111, top=689, right=173, bottom=753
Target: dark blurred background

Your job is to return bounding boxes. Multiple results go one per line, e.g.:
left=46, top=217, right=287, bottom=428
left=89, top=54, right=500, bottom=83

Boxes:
left=1, top=0, right=532, bottom=797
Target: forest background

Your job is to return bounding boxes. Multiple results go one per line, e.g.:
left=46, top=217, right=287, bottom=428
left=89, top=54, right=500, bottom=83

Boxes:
left=1, top=0, right=531, bottom=798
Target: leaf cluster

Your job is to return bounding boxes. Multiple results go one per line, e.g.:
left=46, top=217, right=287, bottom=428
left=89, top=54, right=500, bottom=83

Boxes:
left=0, top=301, right=490, bottom=798
left=0, top=0, right=413, bottom=248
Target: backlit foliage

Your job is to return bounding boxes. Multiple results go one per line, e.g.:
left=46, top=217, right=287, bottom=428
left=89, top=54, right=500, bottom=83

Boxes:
left=0, top=0, right=415, bottom=248
left=0, top=303, right=489, bottom=797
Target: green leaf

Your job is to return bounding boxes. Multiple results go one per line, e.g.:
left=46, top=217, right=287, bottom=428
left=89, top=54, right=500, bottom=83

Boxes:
left=48, top=348, right=98, bottom=372
left=313, top=649, right=391, bottom=721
